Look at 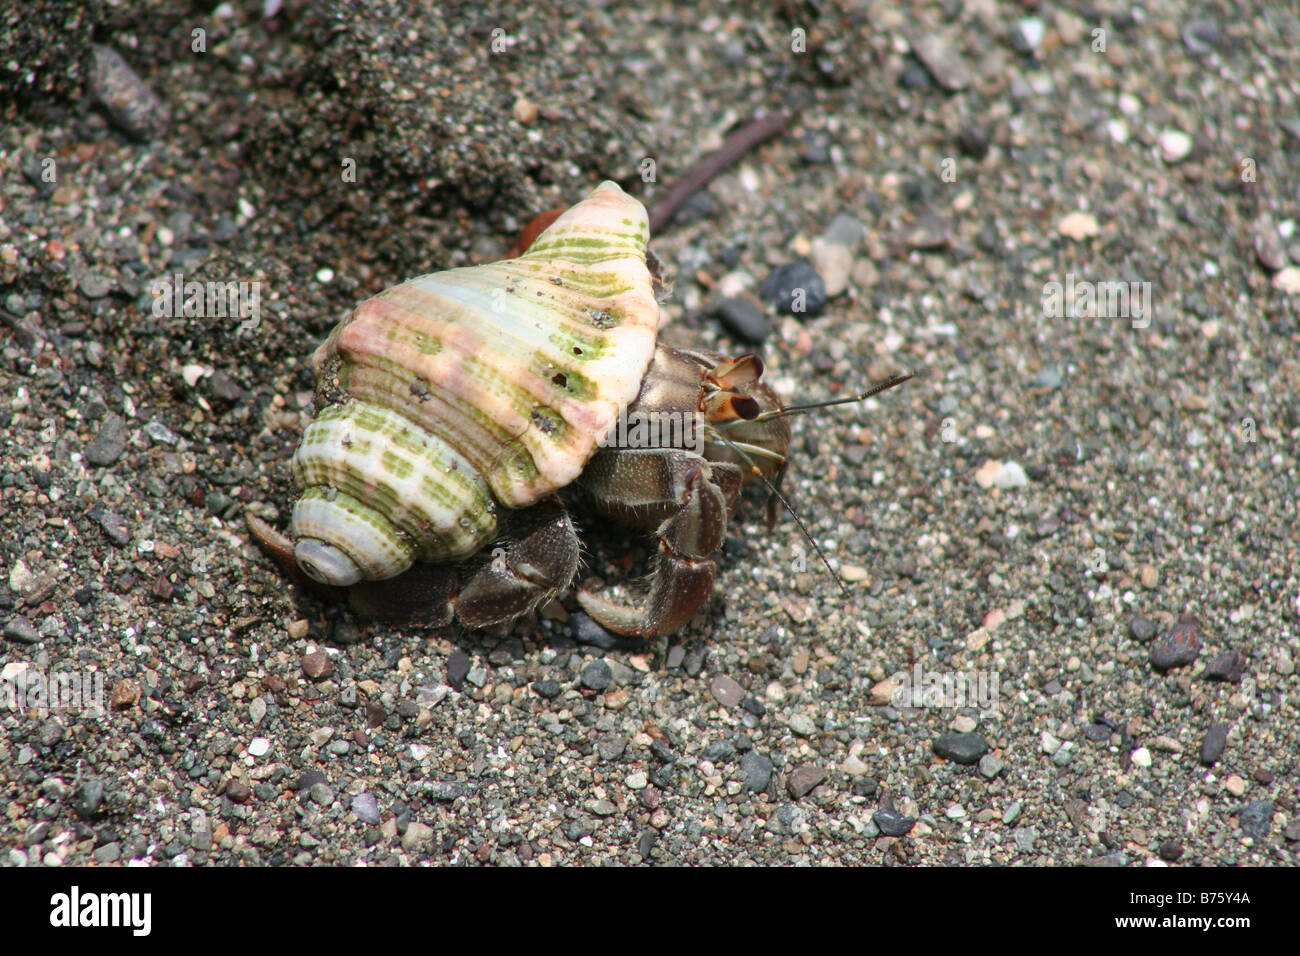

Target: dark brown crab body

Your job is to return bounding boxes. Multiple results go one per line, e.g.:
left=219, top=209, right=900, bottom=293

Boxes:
left=249, top=182, right=791, bottom=638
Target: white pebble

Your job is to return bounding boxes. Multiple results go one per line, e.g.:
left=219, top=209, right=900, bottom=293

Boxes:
left=993, top=461, right=1029, bottom=488
left=316, top=267, right=335, bottom=283
left=1158, top=129, right=1194, bottom=163
left=1131, top=747, right=1152, bottom=768
left=248, top=737, right=270, bottom=757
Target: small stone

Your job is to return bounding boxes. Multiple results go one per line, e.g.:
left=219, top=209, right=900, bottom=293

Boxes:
left=1151, top=735, right=1183, bottom=753
left=94, top=510, right=132, bottom=547
left=351, top=796, right=379, bottom=827
left=1149, top=615, right=1200, bottom=671
left=302, top=651, right=334, bottom=680
left=787, top=714, right=817, bottom=738
left=1254, top=214, right=1288, bottom=271
left=76, top=780, right=105, bottom=819
left=741, top=751, right=773, bottom=792
left=933, top=732, right=989, bottom=765
left=1011, top=18, right=1045, bottom=53
left=1158, top=840, right=1184, bottom=862
left=401, top=821, right=435, bottom=850
left=787, top=764, right=827, bottom=799
left=759, top=260, right=827, bottom=318
left=1140, top=565, right=1159, bottom=589
left=873, top=808, right=916, bottom=836
left=626, top=772, right=648, bottom=790
left=79, top=272, right=112, bottom=298
left=1129, top=616, right=1157, bottom=643
left=85, top=413, right=129, bottom=466
left=3, top=615, right=39, bottom=644
left=810, top=238, right=852, bottom=298
left=1200, top=723, right=1229, bottom=765
left=978, top=754, right=1004, bottom=780
left=1058, top=212, right=1100, bottom=241
left=1182, top=19, right=1220, bottom=55
left=710, top=674, right=745, bottom=707
left=715, top=296, right=768, bottom=344
left=1204, top=650, right=1245, bottom=683
left=512, top=96, right=539, bottom=124
left=821, top=213, right=865, bottom=248
left=585, top=799, right=617, bottom=817
left=225, top=779, right=252, bottom=803
left=1158, top=129, right=1194, bottom=163
left=309, top=782, right=334, bottom=806
left=1272, top=266, right=1300, bottom=294
left=1284, top=820, right=1300, bottom=842
left=1224, top=775, right=1246, bottom=797
left=993, top=461, right=1028, bottom=489
left=446, top=649, right=471, bottom=688
left=1238, top=800, right=1272, bottom=839
left=910, top=33, right=975, bottom=90
left=532, top=679, right=560, bottom=699
left=580, top=660, right=612, bottom=691
left=248, top=737, right=270, bottom=757
left=90, top=45, right=169, bottom=139
left=571, top=612, right=617, bottom=648
left=249, top=696, right=267, bottom=725
left=1130, top=747, right=1152, bottom=768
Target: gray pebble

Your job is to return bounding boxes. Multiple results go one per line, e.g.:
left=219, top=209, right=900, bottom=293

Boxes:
left=79, top=272, right=113, bottom=298
left=710, top=674, right=744, bottom=707
left=581, top=660, right=612, bottom=691
left=93, top=509, right=132, bottom=546
left=788, top=714, right=817, bottom=738
left=351, top=792, right=381, bottom=825
left=910, top=33, right=974, bottom=90
left=759, top=260, right=827, bottom=317
left=1013, top=826, right=1037, bottom=853
left=741, top=751, right=773, bottom=792
left=933, top=732, right=989, bottom=765
left=90, top=45, right=169, bottom=139
left=3, top=615, right=40, bottom=644
left=1150, top=615, right=1200, bottom=671
left=715, top=296, right=768, bottom=344
left=978, top=754, right=1004, bottom=780
left=821, top=213, right=865, bottom=248
left=873, top=808, right=916, bottom=836
left=1237, top=800, right=1273, bottom=839
left=85, top=413, right=129, bottom=466
left=1200, top=723, right=1229, bottom=765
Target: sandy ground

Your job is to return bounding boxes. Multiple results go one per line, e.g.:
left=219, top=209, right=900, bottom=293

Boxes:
left=1, top=0, right=1297, bottom=867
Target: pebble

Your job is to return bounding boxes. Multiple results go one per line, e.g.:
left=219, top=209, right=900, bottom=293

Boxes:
left=3, top=615, right=40, bottom=645
left=532, top=679, right=560, bottom=699
left=302, top=651, right=334, bottom=680
left=759, top=260, right=827, bottom=317
left=1272, top=266, right=1300, bottom=293
left=978, top=754, right=1004, bottom=780
left=249, top=697, right=267, bottom=725
left=787, top=714, right=817, bottom=738
left=446, top=649, right=471, bottom=688
left=932, top=732, right=989, bottom=765
left=975, top=459, right=1028, bottom=489
left=715, top=296, right=768, bottom=343
left=1224, top=775, right=1246, bottom=797
left=1129, top=616, right=1157, bottom=643
left=1149, top=615, right=1200, bottom=671
left=143, top=421, right=180, bottom=445
left=581, top=660, right=612, bottom=691
left=1011, top=18, right=1045, bottom=53
left=1203, top=650, right=1244, bottom=683
left=512, top=96, right=539, bottom=125
left=910, top=33, right=974, bottom=90
left=1198, top=724, right=1228, bottom=766
left=1130, top=747, right=1152, bottom=768
left=740, top=751, right=773, bottom=792
left=248, top=737, right=270, bottom=757
left=1253, top=214, right=1288, bottom=271
left=401, top=821, right=434, bottom=850
left=94, top=510, right=131, bottom=547
left=76, top=780, right=105, bottom=819
left=873, top=809, right=916, bottom=836
left=1158, top=129, right=1194, bottom=163
left=79, top=272, right=113, bottom=298
left=1182, top=19, right=1220, bottom=55
left=89, top=45, right=169, bottom=139
left=809, top=238, right=852, bottom=298
left=710, top=674, right=745, bottom=707
left=821, top=213, right=865, bottom=248
left=1058, top=211, right=1100, bottom=241
left=85, top=413, right=129, bottom=466
left=1237, top=801, right=1272, bottom=839
left=1003, top=801, right=1022, bottom=825
left=787, top=764, right=827, bottom=799
left=1013, top=826, right=1037, bottom=853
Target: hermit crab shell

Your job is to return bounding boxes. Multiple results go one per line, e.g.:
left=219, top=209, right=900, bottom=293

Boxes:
left=290, top=181, right=663, bottom=588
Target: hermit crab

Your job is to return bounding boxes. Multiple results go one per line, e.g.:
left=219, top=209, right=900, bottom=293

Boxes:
left=248, top=181, right=906, bottom=638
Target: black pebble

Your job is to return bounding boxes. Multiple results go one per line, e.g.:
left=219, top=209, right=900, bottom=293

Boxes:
left=759, top=260, right=827, bottom=318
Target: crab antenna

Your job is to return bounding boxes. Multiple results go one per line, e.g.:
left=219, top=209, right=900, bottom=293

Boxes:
left=752, top=370, right=914, bottom=422
left=710, top=430, right=853, bottom=599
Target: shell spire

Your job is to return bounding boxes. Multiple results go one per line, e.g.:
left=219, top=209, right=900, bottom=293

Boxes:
left=288, top=181, right=663, bottom=587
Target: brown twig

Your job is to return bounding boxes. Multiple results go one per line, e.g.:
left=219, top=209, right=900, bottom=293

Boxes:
left=647, top=110, right=800, bottom=235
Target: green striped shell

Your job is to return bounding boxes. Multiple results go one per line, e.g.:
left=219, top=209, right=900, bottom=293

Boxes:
left=290, top=181, right=663, bottom=587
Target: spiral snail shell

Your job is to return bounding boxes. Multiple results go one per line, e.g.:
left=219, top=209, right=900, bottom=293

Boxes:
left=289, top=181, right=664, bottom=589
